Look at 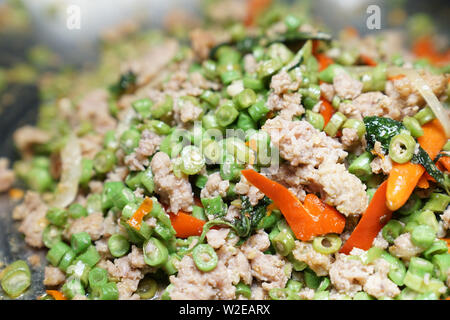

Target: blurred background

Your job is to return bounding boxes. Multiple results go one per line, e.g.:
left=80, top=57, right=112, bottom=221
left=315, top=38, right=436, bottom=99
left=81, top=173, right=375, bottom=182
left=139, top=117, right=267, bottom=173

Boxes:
left=0, top=0, right=448, bottom=299
left=0, top=0, right=449, bottom=159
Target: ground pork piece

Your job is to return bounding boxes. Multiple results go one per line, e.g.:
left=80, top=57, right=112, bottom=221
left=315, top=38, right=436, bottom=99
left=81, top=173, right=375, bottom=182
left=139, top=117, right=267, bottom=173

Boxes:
left=270, top=70, right=301, bottom=95
left=297, top=287, right=315, bottom=300
left=43, top=266, right=65, bottom=286
left=249, top=252, right=291, bottom=291
left=13, top=125, right=51, bottom=157
left=150, top=152, right=194, bottom=213
left=169, top=255, right=236, bottom=300
left=206, top=228, right=230, bottom=249
left=317, top=161, right=368, bottom=216
left=214, top=236, right=252, bottom=286
left=27, top=254, right=41, bottom=267
left=224, top=204, right=240, bottom=221
left=102, top=252, right=145, bottom=300
left=124, top=130, right=162, bottom=171
left=122, top=40, right=178, bottom=86
left=240, top=230, right=290, bottom=291
left=117, top=278, right=141, bottom=300
left=105, top=166, right=129, bottom=182
left=339, top=92, right=400, bottom=121
left=102, top=213, right=123, bottom=238
left=440, top=206, right=450, bottom=231
left=370, top=155, right=393, bottom=175
left=320, top=82, right=335, bottom=102
left=389, top=232, right=424, bottom=260
left=243, top=54, right=258, bottom=74
left=333, top=72, right=363, bottom=100
left=291, top=241, right=333, bottom=276
left=189, top=29, right=217, bottom=60
left=225, top=249, right=253, bottom=286
left=200, top=172, right=229, bottom=199
left=95, top=238, right=112, bottom=259
left=188, top=71, right=221, bottom=91
left=262, top=117, right=347, bottom=167
left=78, top=134, right=103, bottom=160
left=65, top=212, right=104, bottom=241
left=235, top=174, right=265, bottom=206
left=241, top=230, right=271, bottom=256
left=0, top=158, right=15, bottom=192
left=12, top=191, right=48, bottom=248
left=329, top=251, right=374, bottom=296
left=363, top=258, right=400, bottom=298
left=77, top=89, right=117, bottom=135
left=391, top=70, right=447, bottom=107
left=266, top=163, right=307, bottom=201
left=173, top=96, right=203, bottom=124
left=329, top=289, right=351, bottom=300
left=88, top=180, right=103, bottom=194
left=128, top=245, right=148, bottom=269
left=372, top=230, right=389, bottom=249
left=266, top=91, right=304, bottom=120
left=340, top=127, right=360, bottom=151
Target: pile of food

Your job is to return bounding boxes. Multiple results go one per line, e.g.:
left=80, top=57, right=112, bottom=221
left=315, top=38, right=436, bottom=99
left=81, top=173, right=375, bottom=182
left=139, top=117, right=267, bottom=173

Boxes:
left=1, top=0, right=450, bottom=300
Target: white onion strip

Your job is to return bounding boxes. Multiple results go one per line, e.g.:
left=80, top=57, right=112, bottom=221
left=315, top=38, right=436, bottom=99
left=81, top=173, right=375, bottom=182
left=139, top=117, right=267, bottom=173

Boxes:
left=49, top=134, right=82, bottom=208
left=388, top=67, right=450, bottom=138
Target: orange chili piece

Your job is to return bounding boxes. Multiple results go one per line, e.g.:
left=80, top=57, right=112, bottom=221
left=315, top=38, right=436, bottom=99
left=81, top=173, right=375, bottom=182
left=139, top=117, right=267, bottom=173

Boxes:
left=340, top=180, right=392, bottom=254
left=46, top=290, right=67, bottom=300
left=386, top=120, right=446, bottom=211
left=319, top=98, right=335, bottom=127
left=127, top=197, right=153, bottom=231
left=169, top=211, right=206, bottom=238
left=241, top=169, right=345, bottom=241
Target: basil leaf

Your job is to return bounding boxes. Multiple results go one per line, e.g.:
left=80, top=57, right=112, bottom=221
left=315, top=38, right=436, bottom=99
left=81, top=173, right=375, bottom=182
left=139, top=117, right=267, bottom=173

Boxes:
left=364, top=116, right=405, bottom=153
left=411, top=147, right=446, bottom=190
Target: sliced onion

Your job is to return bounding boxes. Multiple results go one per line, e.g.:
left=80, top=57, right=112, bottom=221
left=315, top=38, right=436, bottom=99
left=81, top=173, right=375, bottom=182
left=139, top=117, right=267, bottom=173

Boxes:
left=48, top=134, right=82, bottom=208
left=388, top=67, right=450, bottom=138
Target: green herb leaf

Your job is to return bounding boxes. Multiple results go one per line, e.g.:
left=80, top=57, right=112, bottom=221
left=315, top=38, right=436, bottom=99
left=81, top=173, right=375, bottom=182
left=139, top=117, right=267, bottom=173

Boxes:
left=364, top=116, right=406, bottom=153
left=364, top=116, right=447, bottom=191
left=109, top=70, right=137, bottom=98
left=411, top=148, right=446, bottom=191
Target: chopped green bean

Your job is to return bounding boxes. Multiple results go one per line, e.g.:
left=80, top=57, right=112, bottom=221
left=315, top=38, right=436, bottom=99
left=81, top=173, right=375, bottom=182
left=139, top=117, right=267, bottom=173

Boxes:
left=61, top=277, right=85, bottom=300
left=136, top=277, right=158, bottom=299
left=192, top=244, right=218, bottom=272
left=312, top=234, right=342, bottom=254
left=324, top=112, right=346, bottom=137
left=143, top=237, right=168, bottom=267
left=382, top=220, right=403, bottom=244
left=88, top=267, right=109, bottom=289
left=0, top=260, right=31, bottom=298
left=402, top=116, right=424, bottom=138
left=305, top=110, right=325, bottom=131
left=108, top=234, right=131, bottom=258
left=414, top=106, right=435, bottom=125
left=388, top=132, right=416, bottom=164
left=43, top=225, right=63, bottom=248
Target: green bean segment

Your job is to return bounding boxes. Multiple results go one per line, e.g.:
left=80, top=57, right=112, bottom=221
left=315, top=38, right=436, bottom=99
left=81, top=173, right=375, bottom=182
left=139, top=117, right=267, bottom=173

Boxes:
left=108, top=234, right=131, bottom=257
left=192, top=244, right=218, bottom=272
left=143, top=237, right=169, bottom=267
left=0, top=260, right=31, bottom=298
left=136, top=277, right=158, bottom=299
left=312, top=234, right=342, bottom=254
left=388, top=132, right=416, bottom=164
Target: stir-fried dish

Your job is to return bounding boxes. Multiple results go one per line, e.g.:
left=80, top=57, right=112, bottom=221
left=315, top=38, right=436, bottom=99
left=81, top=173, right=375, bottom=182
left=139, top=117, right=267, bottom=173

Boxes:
left=1, top=0, right=450, bottom=300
